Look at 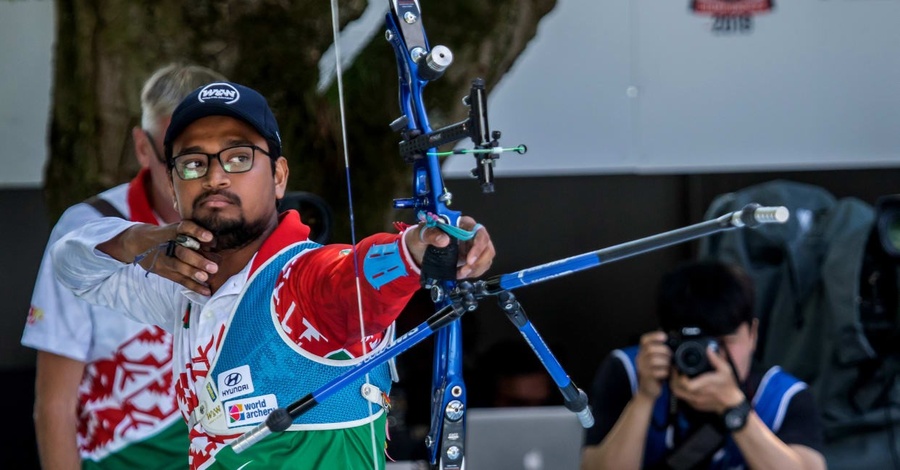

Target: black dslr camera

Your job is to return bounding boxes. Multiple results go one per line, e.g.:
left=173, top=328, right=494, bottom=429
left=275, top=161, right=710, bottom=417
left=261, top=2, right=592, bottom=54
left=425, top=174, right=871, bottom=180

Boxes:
left=666, top=327, right=718, bottom=378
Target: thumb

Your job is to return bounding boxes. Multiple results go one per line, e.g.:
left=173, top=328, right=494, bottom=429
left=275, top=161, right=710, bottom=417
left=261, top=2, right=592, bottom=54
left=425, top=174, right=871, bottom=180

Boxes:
left=707, top=343, right=729, bottom=371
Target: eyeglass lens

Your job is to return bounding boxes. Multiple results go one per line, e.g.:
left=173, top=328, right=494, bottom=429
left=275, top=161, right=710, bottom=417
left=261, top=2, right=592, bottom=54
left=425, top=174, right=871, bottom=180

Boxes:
left=174, top=146, right=257, bottom=180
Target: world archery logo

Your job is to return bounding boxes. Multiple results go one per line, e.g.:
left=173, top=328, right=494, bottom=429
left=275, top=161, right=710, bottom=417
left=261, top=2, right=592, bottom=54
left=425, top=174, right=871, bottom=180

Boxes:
left=226, top=394, right=278, bottom=427
left=691, top=0, right=774, bottom=34
left=197, top=82, right=240, bottom=104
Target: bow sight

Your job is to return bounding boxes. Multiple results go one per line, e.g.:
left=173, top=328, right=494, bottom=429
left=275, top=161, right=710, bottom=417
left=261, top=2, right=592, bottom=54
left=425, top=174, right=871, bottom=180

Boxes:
left=385, top=0, right=523, bottom=196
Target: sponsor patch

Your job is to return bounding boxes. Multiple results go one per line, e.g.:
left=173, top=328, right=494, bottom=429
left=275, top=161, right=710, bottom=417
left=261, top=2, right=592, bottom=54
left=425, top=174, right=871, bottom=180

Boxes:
left=205, top=404, right=224, bottom=424
left=217, top=365, right=255, bottom=401
left=206, top=382, right=218, bottom=402
left=226, top=394, right=279, bottom=427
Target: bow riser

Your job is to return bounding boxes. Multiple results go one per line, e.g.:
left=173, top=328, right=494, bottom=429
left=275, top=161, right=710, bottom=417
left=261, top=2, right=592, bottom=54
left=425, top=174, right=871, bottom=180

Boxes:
left=386, top=2, right=469, bottom=467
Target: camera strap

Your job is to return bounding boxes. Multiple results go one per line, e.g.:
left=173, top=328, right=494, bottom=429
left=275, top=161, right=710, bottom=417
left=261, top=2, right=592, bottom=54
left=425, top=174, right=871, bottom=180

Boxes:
left=662, top=422, right=726, bottom=470
left=661, top=348, right=742, bottom=470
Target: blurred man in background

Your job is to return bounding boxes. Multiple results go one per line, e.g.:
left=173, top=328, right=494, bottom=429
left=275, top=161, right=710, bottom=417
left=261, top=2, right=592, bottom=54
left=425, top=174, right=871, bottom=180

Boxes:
left=22, top=63, right=226, bottom=469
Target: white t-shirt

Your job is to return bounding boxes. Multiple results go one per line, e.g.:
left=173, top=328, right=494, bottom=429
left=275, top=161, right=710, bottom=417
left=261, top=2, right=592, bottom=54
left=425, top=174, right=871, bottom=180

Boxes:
left=21, top=182, right=184, bottom=462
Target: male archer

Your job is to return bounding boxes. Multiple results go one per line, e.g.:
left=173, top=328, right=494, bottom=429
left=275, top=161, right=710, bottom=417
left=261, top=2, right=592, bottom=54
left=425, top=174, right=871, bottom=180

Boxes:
left=51, top=81, right=496, bottom=469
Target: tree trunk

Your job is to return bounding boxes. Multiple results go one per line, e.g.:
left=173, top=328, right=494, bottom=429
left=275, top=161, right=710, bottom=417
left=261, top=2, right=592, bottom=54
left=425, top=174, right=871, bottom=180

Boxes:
left=47, top=0, right=556, bottom=241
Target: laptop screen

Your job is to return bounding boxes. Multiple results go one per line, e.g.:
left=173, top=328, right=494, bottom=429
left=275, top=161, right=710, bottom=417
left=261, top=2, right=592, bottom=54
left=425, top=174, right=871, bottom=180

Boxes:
left=463, top=406, right=585, bottom=470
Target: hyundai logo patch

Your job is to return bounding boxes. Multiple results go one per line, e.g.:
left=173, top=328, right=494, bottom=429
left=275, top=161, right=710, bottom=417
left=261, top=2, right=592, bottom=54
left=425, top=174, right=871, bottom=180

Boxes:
left=224, top=372, right=242, bottom=387
left=217, top=365, right=255, bottom=400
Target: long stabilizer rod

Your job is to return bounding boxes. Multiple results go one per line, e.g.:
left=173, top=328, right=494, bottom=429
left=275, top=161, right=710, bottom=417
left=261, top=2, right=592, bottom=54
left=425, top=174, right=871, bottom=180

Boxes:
left=485, top=204, right=787, bottom=292
left=230, top=203, right=788, bottom=453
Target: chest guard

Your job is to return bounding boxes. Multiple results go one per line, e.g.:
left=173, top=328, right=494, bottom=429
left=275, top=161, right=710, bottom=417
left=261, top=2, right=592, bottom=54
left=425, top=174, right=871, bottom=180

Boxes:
left=199, top=242, right=394, bottom=435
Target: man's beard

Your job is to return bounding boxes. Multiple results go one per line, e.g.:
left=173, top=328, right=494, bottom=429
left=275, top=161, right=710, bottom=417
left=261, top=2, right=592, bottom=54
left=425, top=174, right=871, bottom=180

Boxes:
left=192, top=191, right=269, bottom=252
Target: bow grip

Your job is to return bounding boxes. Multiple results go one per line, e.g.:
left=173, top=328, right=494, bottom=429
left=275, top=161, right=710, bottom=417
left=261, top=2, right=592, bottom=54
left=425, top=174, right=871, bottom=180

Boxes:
left=420, top=240, right=459, bottom=289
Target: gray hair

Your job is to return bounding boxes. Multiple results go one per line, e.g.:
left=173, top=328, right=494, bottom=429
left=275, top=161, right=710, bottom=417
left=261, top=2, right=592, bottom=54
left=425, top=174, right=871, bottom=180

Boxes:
left=140, top=63, right=228, bottom=135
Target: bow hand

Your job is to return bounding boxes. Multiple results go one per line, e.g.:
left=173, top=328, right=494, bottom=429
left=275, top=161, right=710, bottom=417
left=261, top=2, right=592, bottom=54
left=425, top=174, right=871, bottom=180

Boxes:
left=404, top=215, right=494, bottom=279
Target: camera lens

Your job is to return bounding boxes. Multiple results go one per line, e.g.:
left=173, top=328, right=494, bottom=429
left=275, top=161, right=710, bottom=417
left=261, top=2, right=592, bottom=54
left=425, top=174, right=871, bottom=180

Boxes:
left=674, top=342, right=710, bottom=377
left=681, top=348, right=703, bottom=367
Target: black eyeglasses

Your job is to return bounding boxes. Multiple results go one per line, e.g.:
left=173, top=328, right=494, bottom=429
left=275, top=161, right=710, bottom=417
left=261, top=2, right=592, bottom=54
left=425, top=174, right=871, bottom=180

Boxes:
left=172, top=145, right=270, bottom=180
left=142, top=130, right=167, bottom=164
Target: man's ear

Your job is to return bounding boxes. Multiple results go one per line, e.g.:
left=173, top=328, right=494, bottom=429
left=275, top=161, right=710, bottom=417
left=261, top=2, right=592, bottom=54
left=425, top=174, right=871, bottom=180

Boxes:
left=169, top=179, right=178, bottom=209
left=132, top=127, right=151, bottom=169
left=274, top=156, right=289, bottom=199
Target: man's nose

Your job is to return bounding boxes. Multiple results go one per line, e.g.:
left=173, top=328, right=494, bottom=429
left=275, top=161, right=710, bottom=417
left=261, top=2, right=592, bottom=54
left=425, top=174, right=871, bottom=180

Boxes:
left=202, top=157, right=231, bottom=188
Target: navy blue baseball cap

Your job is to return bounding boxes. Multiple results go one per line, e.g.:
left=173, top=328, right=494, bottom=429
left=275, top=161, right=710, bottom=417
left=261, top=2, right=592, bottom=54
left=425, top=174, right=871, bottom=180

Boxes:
left=164, top=81, right=282, bottom=162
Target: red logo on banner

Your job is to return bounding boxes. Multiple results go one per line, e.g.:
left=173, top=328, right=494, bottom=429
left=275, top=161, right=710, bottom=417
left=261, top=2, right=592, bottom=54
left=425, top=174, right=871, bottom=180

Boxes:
left=692, top=0, right=773, bottom=15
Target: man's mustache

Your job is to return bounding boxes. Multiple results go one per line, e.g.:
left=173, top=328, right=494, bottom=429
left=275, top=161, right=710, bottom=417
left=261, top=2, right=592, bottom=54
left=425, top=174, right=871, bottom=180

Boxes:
left=193, top=190, right=241, bottom=210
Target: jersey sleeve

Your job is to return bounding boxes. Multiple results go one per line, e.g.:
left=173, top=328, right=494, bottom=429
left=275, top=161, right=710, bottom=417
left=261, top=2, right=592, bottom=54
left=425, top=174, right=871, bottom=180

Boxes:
left=774, top=387, right=826, bottom=453
left=21, top=204, right=101, bottom=360
left=50, top=216, right=183, bottom=331
left=285, top=229, right=422, bottom=348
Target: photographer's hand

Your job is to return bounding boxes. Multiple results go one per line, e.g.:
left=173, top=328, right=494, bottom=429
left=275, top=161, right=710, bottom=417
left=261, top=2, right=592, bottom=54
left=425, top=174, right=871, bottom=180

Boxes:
left=582, top=331, right=673, bottom=470
left=670, top=345, right=745, bottom=414
left=670, top=339, right=828, bottom=470
left=635, top=331, right=672, bottom=400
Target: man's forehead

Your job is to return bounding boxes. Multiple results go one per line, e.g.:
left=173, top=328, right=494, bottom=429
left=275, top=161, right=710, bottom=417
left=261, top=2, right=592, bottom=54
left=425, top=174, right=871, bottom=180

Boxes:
left=173, top=115, right=262, bottom=147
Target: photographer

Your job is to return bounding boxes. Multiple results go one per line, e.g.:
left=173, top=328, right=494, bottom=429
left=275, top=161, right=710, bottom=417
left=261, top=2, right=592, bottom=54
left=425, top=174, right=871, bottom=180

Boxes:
left=581, top=260, right=826, bottom=470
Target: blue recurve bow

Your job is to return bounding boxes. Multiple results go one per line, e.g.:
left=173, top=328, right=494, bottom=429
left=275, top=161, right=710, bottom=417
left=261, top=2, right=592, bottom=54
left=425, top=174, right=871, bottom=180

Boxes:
left=229, top=4, right=790, bottom=470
